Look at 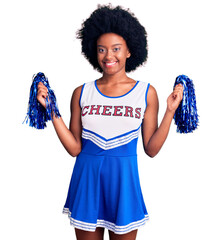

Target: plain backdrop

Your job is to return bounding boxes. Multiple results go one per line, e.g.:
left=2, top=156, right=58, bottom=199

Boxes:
left=1, top=0, right=222, bottom=239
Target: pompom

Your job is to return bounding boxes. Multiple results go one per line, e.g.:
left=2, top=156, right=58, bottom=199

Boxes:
left=24, top=72, right=61, bottom=129
left=174, top=75, right=199, bottom=133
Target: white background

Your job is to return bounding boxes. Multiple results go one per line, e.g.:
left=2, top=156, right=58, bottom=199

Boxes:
left=1, top=0, right=222, bottom=239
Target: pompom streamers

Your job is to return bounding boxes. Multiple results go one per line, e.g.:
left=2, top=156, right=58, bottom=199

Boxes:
left=173, top=75, right=199, bottom=133
left=24, top=72, right=61, bottom=129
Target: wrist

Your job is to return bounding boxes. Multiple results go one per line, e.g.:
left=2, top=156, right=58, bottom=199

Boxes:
left=165, top=107, right=175, bottom=119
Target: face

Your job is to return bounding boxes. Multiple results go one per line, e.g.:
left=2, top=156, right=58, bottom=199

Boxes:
left=97, top=33, right=131, bottom=76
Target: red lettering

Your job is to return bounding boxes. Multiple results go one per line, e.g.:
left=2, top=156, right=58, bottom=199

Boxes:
left=82, top=106, right=89, bottom=116
left=124, top=106, right=134, bottom=117
left=113, top=106, right=123, bottom=116
left=82, top=105, right=141, bottom=119
left=89, top=105, right=102, bottom=115
left=135, top=108, right=141, bottom=119
left=102, top=106, right=113, bottom=116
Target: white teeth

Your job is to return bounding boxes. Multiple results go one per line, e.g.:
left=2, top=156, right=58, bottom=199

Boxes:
left=105, top=62, right=117, bottom=66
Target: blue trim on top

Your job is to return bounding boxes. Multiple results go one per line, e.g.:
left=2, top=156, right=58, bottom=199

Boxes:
left=81, top=137, right=138, bottom=156
left=79, top=83, right=86, bottom=107
left=95, top=80, right=139, bottom=98
left=83, top=124, right=141, bottom=142
left=145, top=83, right=150, bottom=108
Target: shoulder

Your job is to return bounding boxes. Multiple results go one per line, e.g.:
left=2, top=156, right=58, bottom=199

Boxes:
left=73, top=80, right=95, bottom=95
left=72, top=85, right=84, bottom=99
left=71, top=80, right=95, bottom=106
left=147, top=84, right=157, bottom=96
left=70, top=84, right=84, bottom=108
left=146, top=84, right=159, bottom=106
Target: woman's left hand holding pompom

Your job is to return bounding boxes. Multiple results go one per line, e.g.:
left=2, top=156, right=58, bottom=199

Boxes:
left=167, top=84, right=183, bottom=113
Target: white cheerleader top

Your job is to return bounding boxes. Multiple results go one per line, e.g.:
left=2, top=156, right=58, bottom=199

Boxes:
left=80, top=80, right=150, bottom=152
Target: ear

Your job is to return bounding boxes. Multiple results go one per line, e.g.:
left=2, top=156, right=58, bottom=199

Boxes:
left=127, top=50, right=131, bottom=58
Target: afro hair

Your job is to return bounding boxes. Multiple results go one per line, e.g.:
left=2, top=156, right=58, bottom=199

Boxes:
left=77, top=4, right=148, bottom=73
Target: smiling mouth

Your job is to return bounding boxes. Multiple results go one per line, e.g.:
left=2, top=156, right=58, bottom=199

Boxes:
left=104, top=61, right=118, bottom=67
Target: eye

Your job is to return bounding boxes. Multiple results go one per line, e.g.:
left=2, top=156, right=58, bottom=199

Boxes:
left=113, top=47, right=120, bottom=52
left=98, top=48, right=105, bottom=53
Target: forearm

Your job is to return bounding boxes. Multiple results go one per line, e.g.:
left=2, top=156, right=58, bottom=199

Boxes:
left=145, top=109, right=175, bottom=158
left=52, top=116, right=81, bottom=157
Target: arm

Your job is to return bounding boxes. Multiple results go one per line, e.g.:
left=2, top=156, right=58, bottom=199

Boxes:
left=142, top=84, right=183, bottom=158
left=37, top=82, right=82, bottom=157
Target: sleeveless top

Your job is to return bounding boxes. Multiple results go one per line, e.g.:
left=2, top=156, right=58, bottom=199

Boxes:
left=63, top=80, right=150, bottom=234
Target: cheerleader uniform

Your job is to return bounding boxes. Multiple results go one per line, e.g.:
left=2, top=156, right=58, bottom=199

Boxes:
left=63, top=80, right=150, bottom=234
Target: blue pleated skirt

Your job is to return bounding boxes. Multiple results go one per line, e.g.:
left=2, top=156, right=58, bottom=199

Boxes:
left=63, top=152, right=149, bottom=234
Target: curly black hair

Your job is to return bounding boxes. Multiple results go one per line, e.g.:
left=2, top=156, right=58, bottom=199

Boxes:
left=77, top=4, right=148, bottom=72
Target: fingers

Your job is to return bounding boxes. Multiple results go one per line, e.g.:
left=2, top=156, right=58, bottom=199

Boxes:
left=174, top=84, right=183, bottom=92
left=37, top=82, right=48, bottom=108
left=173, top=84, right=183, bottom=100
left=37, top=82, right=48, bottom=98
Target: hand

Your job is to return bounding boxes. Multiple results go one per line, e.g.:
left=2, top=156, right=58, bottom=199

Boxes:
left=167, top=84, right=183, bottom=113
left=37, top=82, right=48, bottom=108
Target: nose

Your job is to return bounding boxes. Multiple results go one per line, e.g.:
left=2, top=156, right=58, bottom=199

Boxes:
left=105, top=49, right=114, bottom=60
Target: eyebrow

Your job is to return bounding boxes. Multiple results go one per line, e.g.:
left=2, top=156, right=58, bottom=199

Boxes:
left=97, top=44, right=122, bottom=47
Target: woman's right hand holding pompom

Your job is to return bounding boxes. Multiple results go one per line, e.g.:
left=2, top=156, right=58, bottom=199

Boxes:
left=37, top=82, right=48, bottom=109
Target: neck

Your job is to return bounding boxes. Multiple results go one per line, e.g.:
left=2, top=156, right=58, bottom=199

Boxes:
left=100, top=71, right=129, bottom=84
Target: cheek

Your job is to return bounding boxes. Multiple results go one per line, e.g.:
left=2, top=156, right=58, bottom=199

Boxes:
left=97, top=54, right=103, bottom=64
left=118, top=52, right=129, bottom=63
left=120, top=48, right=130, bottom=59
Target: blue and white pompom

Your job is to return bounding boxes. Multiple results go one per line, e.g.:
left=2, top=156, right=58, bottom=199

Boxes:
left=174, top=75, right=199, bottom=133
left=24, top=72, right=61, bottom=129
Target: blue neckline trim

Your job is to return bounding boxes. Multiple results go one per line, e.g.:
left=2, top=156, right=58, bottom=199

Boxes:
left=95, top=80, right=139, bottom=98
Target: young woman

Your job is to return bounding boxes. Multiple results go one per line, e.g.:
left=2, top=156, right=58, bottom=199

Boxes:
left=37, top=5, right=183, bottom=240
